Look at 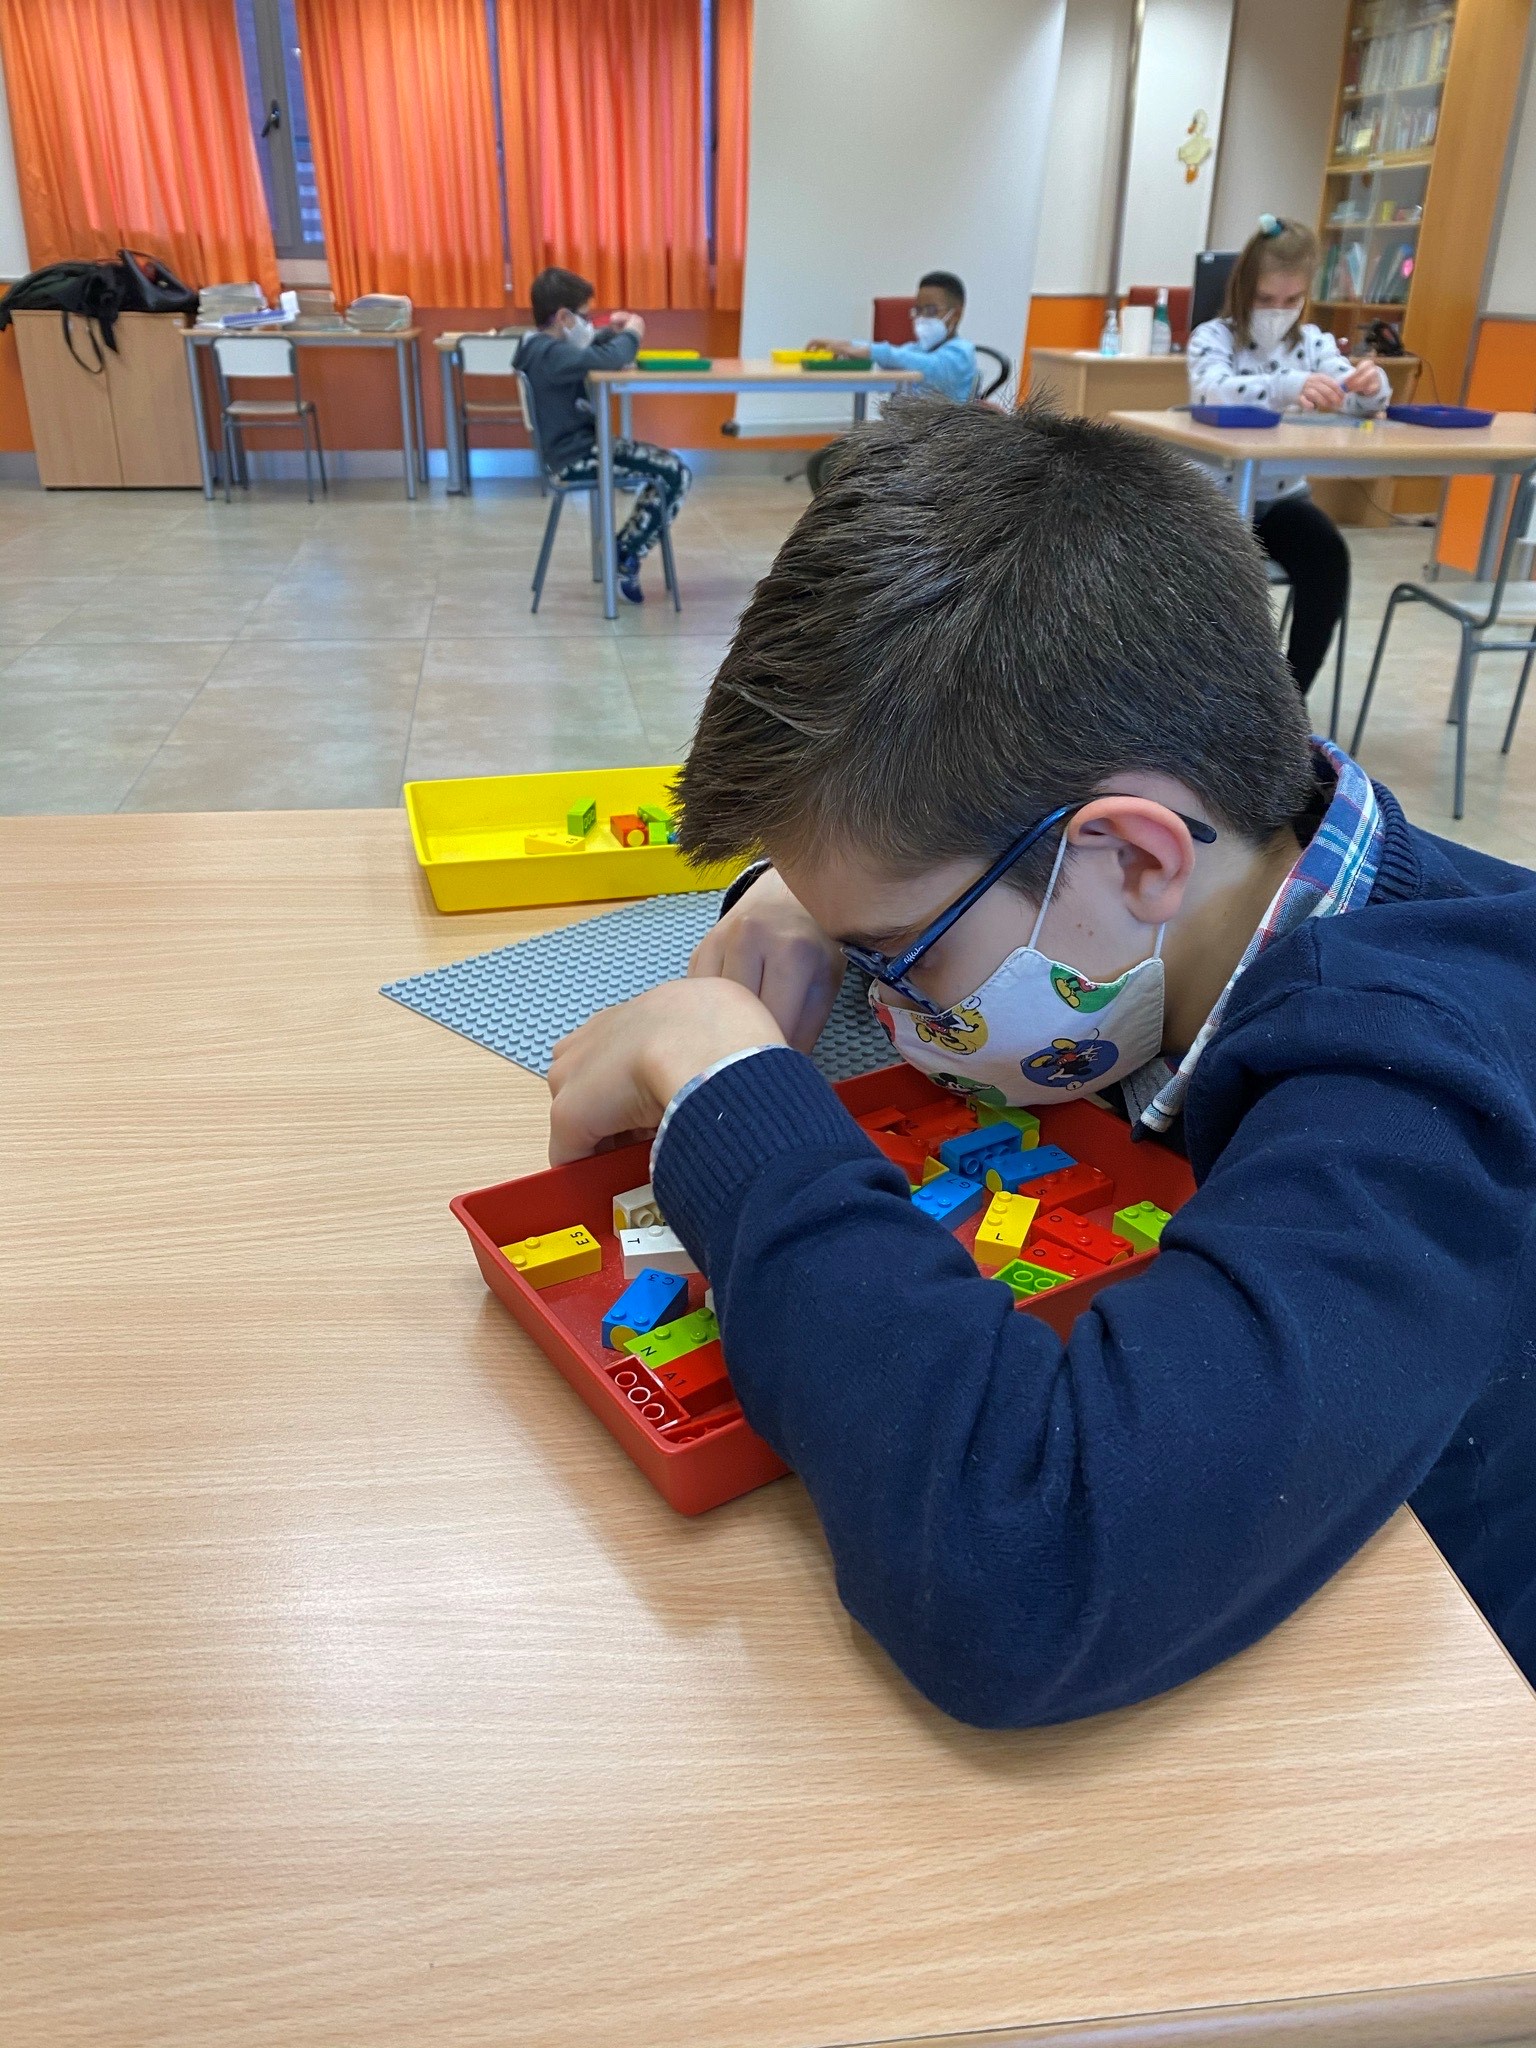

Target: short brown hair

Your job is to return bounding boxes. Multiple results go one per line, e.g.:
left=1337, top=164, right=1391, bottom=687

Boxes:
left=1224, top=218, right=1319, bottom=350
left=675, top=397, right=1312, bottom=895
left=530, top=266, right=593, bottom=327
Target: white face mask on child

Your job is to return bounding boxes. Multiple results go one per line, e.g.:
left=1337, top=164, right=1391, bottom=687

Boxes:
left=1249, top=307, right=1300, bottom=353
left=912, top=314, right=949, bottom=350
left=565, top=314, right=595, bottom=350
left=868, top=833, right=1168, bottom=1107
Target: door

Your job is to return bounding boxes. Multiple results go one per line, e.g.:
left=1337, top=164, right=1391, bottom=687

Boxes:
left=105, top=315, right=204, bottom=488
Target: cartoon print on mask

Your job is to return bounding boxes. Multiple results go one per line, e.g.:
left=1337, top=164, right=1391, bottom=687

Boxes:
left=1049, top=964, right=1130, bottom=1014
left=928, top=1072, right=1011, bottom=1107
left=911, top=1003, right=988, bottom=1055
left=1021, top=1033, right=1121, bottom=1089
left=871, top=1000, right=896, bottom=1045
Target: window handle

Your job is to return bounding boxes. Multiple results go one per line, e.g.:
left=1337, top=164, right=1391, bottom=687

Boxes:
left=260, top=99, right=282, bottom=139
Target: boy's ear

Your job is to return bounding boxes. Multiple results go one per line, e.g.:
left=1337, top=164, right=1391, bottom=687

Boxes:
left=1067, top=798, right=1199, bottom=923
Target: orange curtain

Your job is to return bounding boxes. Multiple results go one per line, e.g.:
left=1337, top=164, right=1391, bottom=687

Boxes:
left=294, top=0, right=503, bottom=308
left=499, top=0, right=709, bottom=311
left=0, top=0, right=278, bottom=295
left=713, top=0, right=751, bottom=311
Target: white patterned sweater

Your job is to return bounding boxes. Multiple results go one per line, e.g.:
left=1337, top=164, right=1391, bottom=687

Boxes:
left=1186, top=316, right=1390, bottom=501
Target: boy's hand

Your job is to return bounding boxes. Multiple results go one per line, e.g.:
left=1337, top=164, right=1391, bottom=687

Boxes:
left=1298, top=373, right=1345, bottom=412
left=611, top=310, right=645, bottom=336
left=548, top=979, right=784, bottom=1164
left=806, top=337, right=854, bottom=354
left=690, top=868, right=846, bottom=1052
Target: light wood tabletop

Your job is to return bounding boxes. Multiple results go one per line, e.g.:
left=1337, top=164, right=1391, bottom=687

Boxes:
left=588, top=355, right=925, bottom=387
left=4, top=807, right=1536, bottom=2048
left=1109, top=406, right=1536, bottom=471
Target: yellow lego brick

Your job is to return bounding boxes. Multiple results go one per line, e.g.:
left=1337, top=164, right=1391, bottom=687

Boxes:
left=523, top=830, right=587, bottom=857
left=921, top=1157, right=947, bottom=1183
left=973, top=1191, right=1039, bottom=1273
left=499, top=1224, right=601, bottom=1288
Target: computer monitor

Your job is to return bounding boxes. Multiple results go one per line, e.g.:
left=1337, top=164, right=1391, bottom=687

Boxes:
left=1191, top=249, right=1237, bottom=331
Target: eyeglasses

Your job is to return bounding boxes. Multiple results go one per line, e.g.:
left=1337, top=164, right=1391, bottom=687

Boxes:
left=840, top=799, right=1218, bottom=1017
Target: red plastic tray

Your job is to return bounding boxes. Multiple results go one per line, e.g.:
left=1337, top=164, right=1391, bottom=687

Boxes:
left=452, top=1065, right=1196, bottom=1515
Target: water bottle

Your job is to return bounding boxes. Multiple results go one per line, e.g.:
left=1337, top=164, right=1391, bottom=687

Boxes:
left=1098, top=304, right=1121, bottom=357
left=1150, top=286, right=1173, bottom=356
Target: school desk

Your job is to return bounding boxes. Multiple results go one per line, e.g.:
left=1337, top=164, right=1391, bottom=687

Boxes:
left=4, top=804, right=1536, bottom=2048
left=182, top=323, right=428, bottom=502
left=586, top=358, right=924, bottom=616
left=1110, top=408, right=1536, bottom=577
left=1030, top=350, right=1421, bottom=424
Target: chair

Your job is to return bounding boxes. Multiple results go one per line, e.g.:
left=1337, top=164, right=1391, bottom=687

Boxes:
left=1267, top=557, right=1349, bottom=744
left=970, top=346, right=1012, bottom=402
left=212, top=336, right=326, bottom=503
left=516, top=370, right=680, bottom=615
left=1351, top=467, right=1536, bottom=819
left=454, top=333, right=528, bottom=494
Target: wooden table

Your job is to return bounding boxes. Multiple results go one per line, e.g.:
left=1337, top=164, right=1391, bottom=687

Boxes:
left=588, top=358, right=922, bottom=615
left=1031, top=349, right=1420, bottom=425
left=1111, top=409, right=1536, bottom=576
left=183, top=323, right=428, bottom=501
left=5, top=806, right=1536, bottom=2048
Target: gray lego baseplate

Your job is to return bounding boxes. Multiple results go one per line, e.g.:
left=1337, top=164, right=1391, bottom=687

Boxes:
left=380, top=890, right=896, bottom=1083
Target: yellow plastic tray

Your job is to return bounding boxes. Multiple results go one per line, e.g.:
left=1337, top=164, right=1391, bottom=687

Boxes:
left=404, top=766, right=739, bottom=913
left=771, top=348, right=833, bottom=364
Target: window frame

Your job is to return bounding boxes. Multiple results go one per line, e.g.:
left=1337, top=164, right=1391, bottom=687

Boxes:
left=237, top=0, right=323, bottom=261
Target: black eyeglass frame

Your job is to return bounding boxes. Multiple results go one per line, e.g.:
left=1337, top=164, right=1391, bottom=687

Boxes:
left=840, top=799, right=1218, bottom=1017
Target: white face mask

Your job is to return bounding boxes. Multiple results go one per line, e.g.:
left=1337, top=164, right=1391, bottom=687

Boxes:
left=565, top=314, right=595, bottom=350
left=912, top=314, right=949, bottom=350
left=868, top=834, right=1167, bottom=1108
left=1249, top=306, right=1300, bottom=353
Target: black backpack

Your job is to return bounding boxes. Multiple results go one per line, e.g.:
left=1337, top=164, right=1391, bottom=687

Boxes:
left=0, top=260, right=132, bottom=372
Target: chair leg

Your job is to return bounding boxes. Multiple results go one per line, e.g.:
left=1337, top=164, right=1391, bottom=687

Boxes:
left=221, top=419, right=234, bottom=504
left=589, top=490, right=602, bottom=582
left=460, top=412, right=473, bottom=494
left=312, top=409, right=328, bottom=496
left=658, top=515, right=681, bottom=613
left=1329, top=565, right=1349, bottom=744
left=1451, top=628, right=1476, bottom=821
left=1349, top=587, right=1408, bottom=755
left=1278, top=587, right=1294, bottom=640
left=532, top=492, right=564, bottom=613
left=1502, top=643, right=1536, bottom=755
left=300, top=416, right=315, bottom=504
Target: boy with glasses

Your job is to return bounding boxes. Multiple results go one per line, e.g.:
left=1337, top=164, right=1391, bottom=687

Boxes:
left=546, top=397, right=1536, bottom=1728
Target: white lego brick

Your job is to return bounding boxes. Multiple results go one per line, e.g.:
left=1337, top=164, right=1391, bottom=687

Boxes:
left=619, top=1222, right=698, bottom=1279
left=613, top=1181, right=663, bottom=1232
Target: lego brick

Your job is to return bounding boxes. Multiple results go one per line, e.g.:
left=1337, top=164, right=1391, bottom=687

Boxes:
left=910, top=1171, right=985, bottom=1228
left=856, top=1105, right=910, bottom=1135
left=637, top=802, right=671, bottom=828
left=867, top=1127, right=928, bottom=1182
left=523, top=830, right=587, bottom=857
left=903, top=1099, right=976, bottom=1145
left=977, top=1104, right=1042, bottom=1146
left=1021, top=1237, right=1101, bottom=1281
left=646, top=821, right=670, bottom=845
left=380, top=890, right=895, bottom=1087
left=608, top=1359, right=688, bottom=1430
left=644, top=1338, right=731, bottom=1415
left=994, top=1257, right=1072, bottom=1299
left=973, top=1191, right=1041, bottom=1272
left=1115, top=1200, right=1171, bottom=1254
left=613, top=1181, right=663, bottom=1232
left=921, top=1156, right=947, bottom=1183
left=601, top=1267, right=690, bottom=1349
left=983, top=1143, right=1079, bottom=1192
left=1033, top=1206, right=1133, bottom=1266
left=1027, top=1162, right=1116, bottom=1214
left=566, top=797, right=598, bottom=838
left=610, top=812, right=648, bottom=848
left=499, top=1223, right=602, bottom=1288
left=620, top=1222, right=699, bottom=1278
left=622, top=1306, right=720, bottom=1370
left=938, top=1125, right=1020, bottom=1178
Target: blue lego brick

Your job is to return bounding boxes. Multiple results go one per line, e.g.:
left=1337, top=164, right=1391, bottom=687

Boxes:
left=985, top=1142, right=1078, bottom=1191
left=602, top=1268, right=690, bottom=1349
left=938, top=1125, right=1019, bottom=1178
left=910, top=1170, right=986, bottom=1227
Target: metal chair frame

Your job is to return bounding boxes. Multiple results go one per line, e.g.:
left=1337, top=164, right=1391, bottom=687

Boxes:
left=1266, top=556, right=1349, bottom=743
left=970, top=345, right=1012, bottom=403
left=212, top=337, right=326, bottom=505
left=454, top=332, right=527, bottom=495
left=516, top=370, right=680, bottom=615
left=1351, top=466, right=1536, bottom=818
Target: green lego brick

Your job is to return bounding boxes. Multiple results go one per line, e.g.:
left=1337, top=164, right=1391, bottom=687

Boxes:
left=993, top=1257, right=1072, bottom=1300
left=977, top=1104, right=1042, bottom=1145
left=637, top=802, right=671, bottom=827
left=621, top=1306, right=720, bottom=1370
left=1113, top=1201, right=1171, bottom=1254
left=646, top=821, right=670, bottom=845
left=566, top=797, right=597, bottom=838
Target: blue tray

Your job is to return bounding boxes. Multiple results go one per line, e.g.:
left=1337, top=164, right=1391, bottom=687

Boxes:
left=1190, top=405, right=1281, bottom=429
left=1386, top=404, right=1495, bottom=430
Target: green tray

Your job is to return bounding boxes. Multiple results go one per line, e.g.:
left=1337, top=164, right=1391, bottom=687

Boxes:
left=803, top=354, right=873, bottom=371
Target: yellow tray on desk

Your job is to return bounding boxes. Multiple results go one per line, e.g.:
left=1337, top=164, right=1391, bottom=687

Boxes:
left=772, top=348, right=831, bottom=364
left=404, top=766, right=738, bottom=913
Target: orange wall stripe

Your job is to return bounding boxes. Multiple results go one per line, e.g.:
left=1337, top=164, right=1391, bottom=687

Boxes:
left=1438, top=318, right=1536, bottom=571
left=1021, top=295, right=1105, bottom=390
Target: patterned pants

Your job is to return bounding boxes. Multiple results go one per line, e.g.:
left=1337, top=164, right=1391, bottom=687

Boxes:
left=554, top=439, right=692, bottom=563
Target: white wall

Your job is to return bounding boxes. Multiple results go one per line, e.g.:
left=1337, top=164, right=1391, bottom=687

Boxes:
left=1119, top=0, right=1234, bottom=290
left=1485, top=22, right=1536, bottom=315
left=0, top=42, right=30, bottom=277
left=1034, top=0, right=1133, bottom=294
left=1208, top=0, right=1349, bottom=253
left=735, top=0, right=1066, bottom=429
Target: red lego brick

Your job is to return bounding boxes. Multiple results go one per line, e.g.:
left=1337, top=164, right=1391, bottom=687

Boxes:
left=1021, top=1237, right=1102, bottom=1281
left=1032, top=1206, right=1134, bottom=1265
left=645, top=1338, right=733, bottom=1415
left=610, top=812, right=648, bottom=848
left=856, top=1105, right=912, bottom=1135
left=1028, top=1162, right=1116, bottom=1214
left=904, top=1100, right=976, bottom=1145
left=867, top=1127, right=929, bottom=1182
left=608, top=1360, right=689, bottom=1429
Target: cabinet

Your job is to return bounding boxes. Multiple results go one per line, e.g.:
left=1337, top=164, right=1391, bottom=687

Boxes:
left=13, top=310, right=204, bottom=488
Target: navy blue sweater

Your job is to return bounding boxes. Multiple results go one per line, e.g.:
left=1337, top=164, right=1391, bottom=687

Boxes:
left=653, top=788, right=1536, bottom=1726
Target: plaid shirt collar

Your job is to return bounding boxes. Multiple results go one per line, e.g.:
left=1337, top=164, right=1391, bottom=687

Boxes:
left=1121, top=738, right=1385, bottom=1137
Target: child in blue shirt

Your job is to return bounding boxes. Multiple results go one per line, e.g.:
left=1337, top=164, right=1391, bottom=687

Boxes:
left=546, top=397, right=1536, bottom=1728
left=810, top=269, right=977, bottom=404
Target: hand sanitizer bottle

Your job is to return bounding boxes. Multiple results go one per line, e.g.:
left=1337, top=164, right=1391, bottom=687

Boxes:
left=1150, top=286, right=1173, bottom=355
left=1098, top=303, right=1121, bottom=357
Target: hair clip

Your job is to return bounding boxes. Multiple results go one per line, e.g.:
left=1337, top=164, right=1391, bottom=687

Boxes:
left=1258, top=212, right=1283, bottom=237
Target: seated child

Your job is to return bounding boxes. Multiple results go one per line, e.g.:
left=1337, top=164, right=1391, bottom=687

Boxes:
left=1188, top=215, right=1388, bottom=696
left=546, top=395, right=1536, bottom=1729
left=514, top=266, right=691, bottom=605
left=806, top=270, right=978, bottom=491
